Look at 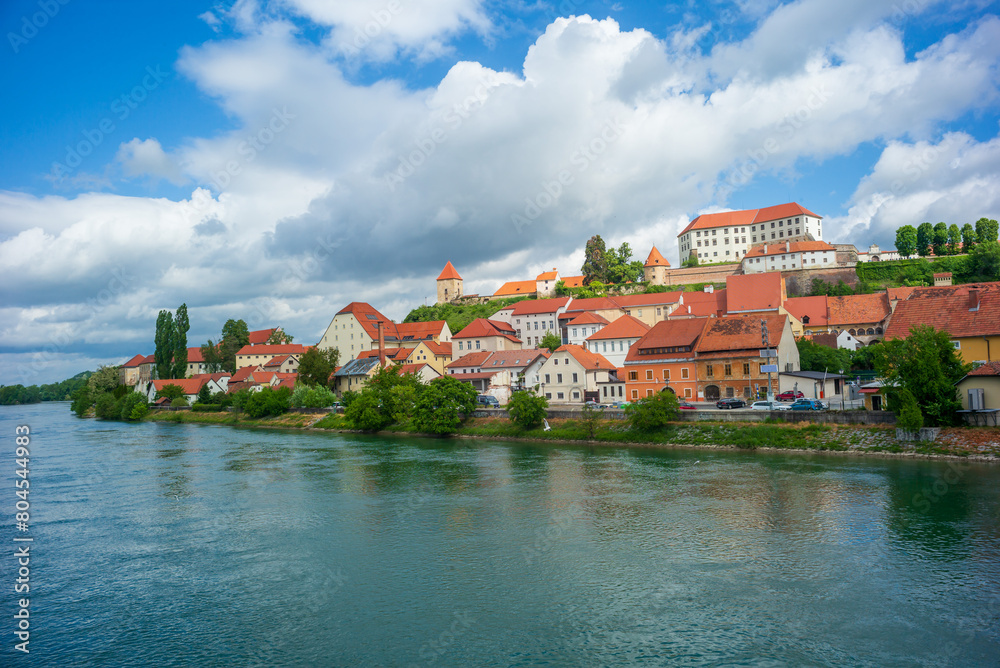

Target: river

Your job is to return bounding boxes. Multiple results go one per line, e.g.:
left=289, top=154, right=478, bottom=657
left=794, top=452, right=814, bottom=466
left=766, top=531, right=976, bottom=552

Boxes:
left=1, top=403, right=998, bottom=666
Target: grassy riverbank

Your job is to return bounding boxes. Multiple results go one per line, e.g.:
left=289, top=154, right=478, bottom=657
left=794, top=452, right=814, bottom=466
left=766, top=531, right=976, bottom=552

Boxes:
left=144, top=410, right=1000, bottom=460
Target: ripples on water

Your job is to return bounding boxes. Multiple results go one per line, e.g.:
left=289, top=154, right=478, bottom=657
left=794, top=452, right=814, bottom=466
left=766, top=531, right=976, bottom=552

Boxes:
left=1, top=403, right=998, bottom=667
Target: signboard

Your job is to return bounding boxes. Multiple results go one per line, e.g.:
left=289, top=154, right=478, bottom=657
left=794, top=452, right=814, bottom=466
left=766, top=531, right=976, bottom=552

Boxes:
left=760, top=364, right=779, bottom=373
left=759, top=349, right=777, bottom=358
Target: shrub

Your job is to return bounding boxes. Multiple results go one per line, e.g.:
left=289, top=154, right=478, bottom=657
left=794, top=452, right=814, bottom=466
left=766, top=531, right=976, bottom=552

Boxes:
left=129, top=402, right=149, bottom=421
left=507, top=391, right=548, bottom=429
left=291, top=383, right=337, bottom=409
left=412, top=376, right=478, bottom=435
left=170, top=396, right=190, bottom=408
left=156, top=384, right=185, bottom=400
left=94, top=393, right=120, bottom=420
left=71, top=386, right=91, bottom=417
left=242, top=386, right=291, bottom=419
left=119, top=392, right=149, bottom=421
left=894, top=389, right=924, bottom=432
left=626, top=391, right=680, bottom=432
left=191, top=403, right=225, bottom=412
left=344, top=391, right=391, bottom=431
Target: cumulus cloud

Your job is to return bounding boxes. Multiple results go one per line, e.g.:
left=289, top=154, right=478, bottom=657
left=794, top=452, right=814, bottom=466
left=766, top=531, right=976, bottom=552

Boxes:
left=3, top=3, right=1000, bottom=383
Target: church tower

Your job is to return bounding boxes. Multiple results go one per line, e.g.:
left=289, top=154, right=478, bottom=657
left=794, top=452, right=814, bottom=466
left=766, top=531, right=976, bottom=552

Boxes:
left=436, top=261, right=463, bottom=304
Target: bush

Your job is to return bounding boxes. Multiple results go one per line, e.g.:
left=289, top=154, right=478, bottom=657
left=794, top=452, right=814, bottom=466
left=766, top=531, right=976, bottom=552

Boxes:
left=242, top=386, right=291, bottom=419
left=507, top=391, right=549, bottom=429
left=71, top=386, right=91, bottom=417
left=170, top=396, right=190, bottom=407
left=191, top=403, right=225, bottom=412
left=626, top=392, right=680, bottom=432
left=94, top=393, right=120, bottom=420
left=291, top=383, right=337, bottom=408
left=119, top=392, right=149, bottom=421
left=157, top=384, right=185, bottom=400
left=344, top=391, right=391, bottom=431
left=412, top=376, right=478, bottom=435
left=894, top=389, right=924, bottom=432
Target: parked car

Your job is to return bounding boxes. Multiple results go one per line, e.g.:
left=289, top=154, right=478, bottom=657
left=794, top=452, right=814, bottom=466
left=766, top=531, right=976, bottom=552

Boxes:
left=583, top=400, right=602, bottom=409
left=476, top=395, right=500, bottom=408
left=790, top=398, right=826, bottom=411
left=716, top=398, right=746, bottom=409
left=678, top=401, right=697, bottom=411
left=776, top=391, right=805, bottom=401
left=750, top=401, right=790, bottom=411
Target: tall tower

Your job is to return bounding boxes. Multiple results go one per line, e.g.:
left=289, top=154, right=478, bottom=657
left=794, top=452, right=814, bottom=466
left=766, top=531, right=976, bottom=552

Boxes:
left=436, top=261, right=463, bottom=304
left=643, top=246, right=671, bottom=285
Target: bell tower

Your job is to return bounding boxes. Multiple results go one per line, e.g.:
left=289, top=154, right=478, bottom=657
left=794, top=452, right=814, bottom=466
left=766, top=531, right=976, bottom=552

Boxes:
left=436, top=261, right=463, bottom=304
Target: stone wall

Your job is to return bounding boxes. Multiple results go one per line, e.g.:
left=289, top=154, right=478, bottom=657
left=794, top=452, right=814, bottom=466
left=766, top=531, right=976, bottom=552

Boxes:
left=471, top=407, right=896, bottom=425
left=782, top=266, right=860, bottom=297
left=661, top=264, right=741, bottom=287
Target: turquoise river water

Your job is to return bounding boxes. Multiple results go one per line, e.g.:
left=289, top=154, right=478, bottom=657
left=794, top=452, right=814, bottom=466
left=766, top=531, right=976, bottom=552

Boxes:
left=1, top=403, right=999, bottom=666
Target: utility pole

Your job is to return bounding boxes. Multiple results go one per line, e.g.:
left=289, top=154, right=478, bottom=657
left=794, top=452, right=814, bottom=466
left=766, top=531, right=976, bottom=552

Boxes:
left=761, top=319, right=775, bottom=401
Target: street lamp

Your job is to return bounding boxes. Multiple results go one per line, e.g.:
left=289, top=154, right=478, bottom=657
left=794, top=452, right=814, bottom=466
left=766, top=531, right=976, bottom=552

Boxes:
left=839, top=368, right=845, bottom=411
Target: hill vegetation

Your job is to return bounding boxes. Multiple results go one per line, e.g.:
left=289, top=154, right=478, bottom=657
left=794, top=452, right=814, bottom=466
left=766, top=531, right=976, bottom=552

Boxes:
left=0, top=370, right=93, bottom=405
left=402, top=296, right=530, bottom=335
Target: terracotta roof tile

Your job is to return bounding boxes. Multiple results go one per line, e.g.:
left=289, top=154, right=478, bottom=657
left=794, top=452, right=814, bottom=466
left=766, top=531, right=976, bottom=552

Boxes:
left=625, top=319, right=707, bottom=362
left=695, top=314, right=787, bottom=354
left=121, top=354, right=146, bottom=368
left=536, top=270, right=559, bottom=280
left=263, top=355, right=291, bottom=367
left=678, top=202, right=820, bottom=236
left=644, top=246, right=670, bottom=267
left=447, top=351, right=494, bottom=369
left=742, top=240, right=835, bottom=258
left=967, top=361, right=1000, bottom=377
left=566, top=312, right=610, bottom=326
left=510, top=297, right=571, bottom=316
left=611, top=292, right=684, bottom=308
left=236, top=344, right=311, bottom=356
left=493, top=280, right=537, bottom=296
left=336, top=302, right=394, bottom=341
left=753, top=202, right=821, bottom=222
left=827, top=293, right=890, bottom=326
left=482, top=350, right=548, bottom=368
left=783, top=296, right=829, bottom=327
left=152, top=378, right=207, bottom=395
left=726, top=273, right=785, bottom=312
left=671, top=290, right=727, bottom=318
left=424, top=341, right=453, bottom=356
left=561, top=275, right=586, bottom=288
left=453, top=318, right=518, bottom=340
left=585, top=314, right=650, bottom=340
left=885, top=283, right=1000, bottom=339
left=554, top=344, right=617, bottom=371
left=437, top=261, right=462, bottom=280
left=248, top=328, right=278, bottom=345
left=392, top=320, right=448, bottom=341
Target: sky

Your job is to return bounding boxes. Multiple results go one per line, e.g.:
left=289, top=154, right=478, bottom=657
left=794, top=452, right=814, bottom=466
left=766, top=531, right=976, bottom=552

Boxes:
left=1, top=0, right=999, bottom=385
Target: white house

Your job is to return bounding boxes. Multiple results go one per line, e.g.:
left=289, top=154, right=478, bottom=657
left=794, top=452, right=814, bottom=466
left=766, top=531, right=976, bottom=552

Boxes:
left=584, top=315, right=650, bottom=368
left=677, top=202, right=823, bottom=264
left=740, top=240, right=837, bottom=274
left=536, top=344, right=617, bottom=404
left=499, top=297, right=571, bottom=349
left=565, top=312, right=610, bottom=346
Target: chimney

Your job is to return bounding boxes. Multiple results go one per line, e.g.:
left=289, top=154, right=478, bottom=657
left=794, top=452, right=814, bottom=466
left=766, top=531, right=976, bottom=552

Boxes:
left=969, top=289, right=980, bottom=311
left=705, top=285, right=714, bottom=293
left=786, top=241, right=790, bottom=252
left=377, top=321, right=386, bottom=366
left=764, top=244, right=768, bottom=253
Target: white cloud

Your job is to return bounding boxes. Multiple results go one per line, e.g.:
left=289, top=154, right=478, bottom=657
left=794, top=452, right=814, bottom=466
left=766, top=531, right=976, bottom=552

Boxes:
left=116, top=138, right=186, bottom=185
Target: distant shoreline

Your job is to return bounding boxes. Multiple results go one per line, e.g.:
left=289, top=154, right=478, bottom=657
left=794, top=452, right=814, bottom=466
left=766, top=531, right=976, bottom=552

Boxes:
left=140, top=410, right=1000, bottom=464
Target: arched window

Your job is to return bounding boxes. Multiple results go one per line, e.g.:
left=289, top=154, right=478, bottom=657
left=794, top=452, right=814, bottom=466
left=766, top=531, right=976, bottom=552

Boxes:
left=875, top=327, right=883, bottom=335
left=866, top=328, right=875, bottom=335
left=848, top=329, right=856, bottom=336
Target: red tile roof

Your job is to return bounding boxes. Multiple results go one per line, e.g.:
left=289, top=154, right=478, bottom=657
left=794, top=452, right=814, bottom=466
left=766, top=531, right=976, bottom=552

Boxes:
left=566, top=312, right=610, bottom=326
left=447, top=351, right=494, bottom=369
left=783, top=296, right=829, bottom=327
left=678, top=202, right=820, bottom=236
left=357, top=348, right=413, bottom=361
left=555, top=344, right=617, bottom=371
left=437, top=261, right=462, bottom=280
left=565, top=297, right=622, bottom=312
left=141, top=354, right=155, bottom=364
left=493, top=280, right=537, bottom=296
left=886, top=286, right=918, bottom=303
left=966, top=361, right=1000, bottom=377
left=121, top=354, right=146, bottom=368
left=695, top=314, right=787, bottom=354
left=672, top=290, right=727, bottom=318
left=231, top=367, right=259, bottom=382
left=395, top=363, right=437, bottom=377
left=336, top=302, right=394, bottom=341
left=510, top=297, right=570, bottom=316
left=482, top=350, right=548, bottom=369
left=561, top=275, right=586, bottom=288
left=612, top=292, right=684, bottom=308
left=248, top=328, right=278, bottom=345
left=742, top=240, right=835, bottom=258
left=536, top=270, right=559, bottom=281
left=392, top=320, right=448, bottom=341
left=236, top=344, right=311, bottom=356
left=586, top=314, right=650, bottom=341
left=827, top=293, right=890, bottom=326
left=264, top=355, right=292, bottom=367
left=453, top=318, right=519, bottom=342
left=424, top=341, right=453, bottom=356
left=726, top=273, right=785, bottom=312
left=191, top=372, right=232, bottom=382
left=186, top=347, right=205, bottom=363
left=885, top=283, right=1000, bottom=339
left=625, top=318, right=707, bottom=362
left=644, top=246, right=670, bottom=267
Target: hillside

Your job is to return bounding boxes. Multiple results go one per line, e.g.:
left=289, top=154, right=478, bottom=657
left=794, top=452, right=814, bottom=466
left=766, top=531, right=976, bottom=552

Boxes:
left=403, top=297, right=530, bottom=335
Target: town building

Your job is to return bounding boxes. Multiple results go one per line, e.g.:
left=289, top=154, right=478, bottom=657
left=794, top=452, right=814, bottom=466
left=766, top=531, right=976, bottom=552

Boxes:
left=623, top=318, right=706, bottom=401
left=827, top=294, right=890, bottom=346
left=119, top=354, right=155, bottom=386
left=451, top=318, right=521, bottom=356
left=535, top=344, right=616, bottom=404
left=885, top=283, right=1000, bottom=362
left=740, top=240, right=837, bottom=274
left=236, top=344, right=311, bottom=370
left=584, top=314, right=650, bottom=367
left=643, top=246, right=670, bottom=283
left=677, top=202, right=822, bottom=264
left=448, top=349, right=550, bottom=403
left=319, top=302, right=451, bottom=361
left=955, top=361, right=1000, bottom=418
left=436, top=261, right=463, bottom=304
left=565, top=312, right=610, bottom=346
left=693, top=314, right=799, bottom=401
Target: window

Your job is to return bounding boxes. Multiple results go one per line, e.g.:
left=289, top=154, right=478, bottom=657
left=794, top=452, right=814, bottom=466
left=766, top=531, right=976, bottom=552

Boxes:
left=631, top=389, right=638, bottom=399
left=752, top=236, right=757, bottom=243
left=545, top=374, right=550, bottom=383
left=573, top=328, right=578, bottom=337
left=628, top=370, right=638, bottom=381
left=681, top=368, right=689, bottom=379
left=458, top=341, right=463, bottom=350
left=714, top=252, right=718, bottom=257
left=724, top=363, right=732, bottom=376
left=771, top=222, right=775, bottom=228
left=706, top=365, right=714, bottom=378
left=553, top=358, right=558, bottom=365
left=663, top=368, right=669, bottom=380
left=545, top=392, right=552, bottom=399
left=602, top=342, right=607, bottom=352
left=724, top=238, right=729, bottom=245
left=779, top=220, right=783, bottom=227
left=743, top=363, right=750, bottom=375
left=572, top=373, right=578, bottom=383
left=696, top=231, right=701, bottom=237
left=557, top=373, right=563, bottom=383
left=684, top=388, right=692, bottom=398
left=712, top=230, right=716, bottom=235
left=697, top=241, right=702, bottom=247
left=475, top=340, right=481, bottom=349
left=952, top=341, right=961, bottom=349
left=557, top=392, right=564, bottom=400
left=572, top=392, right=579, bottom=400
left=646, top=389, right=654, bottom=397
left=534, top=322, right=538, bottom=330
left=712, top=239, right=717, bottom=246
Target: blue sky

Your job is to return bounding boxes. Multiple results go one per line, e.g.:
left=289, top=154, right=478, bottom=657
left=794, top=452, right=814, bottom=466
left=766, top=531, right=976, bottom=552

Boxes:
left=1, top=0, right=999, bottom=384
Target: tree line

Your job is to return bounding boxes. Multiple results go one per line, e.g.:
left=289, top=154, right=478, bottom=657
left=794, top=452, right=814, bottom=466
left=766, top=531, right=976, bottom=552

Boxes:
left=894, top=218, right=998, bottom=257
left=0, top=371, right=92, bottom=405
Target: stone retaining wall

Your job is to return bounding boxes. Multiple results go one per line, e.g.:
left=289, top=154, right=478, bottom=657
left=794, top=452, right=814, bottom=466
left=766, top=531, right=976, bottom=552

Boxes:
left=471, top=408, right=895, bottom=425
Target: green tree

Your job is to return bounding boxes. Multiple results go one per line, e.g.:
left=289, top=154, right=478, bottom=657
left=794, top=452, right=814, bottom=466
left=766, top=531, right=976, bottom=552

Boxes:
left=606, top=242, right=644, bottom=284
left=156, top=384, right=185, bottom=400
left=413, top=376, right=478, bottom=435
left=932, top=222, right=948, bottom=257
left=539, top=332, right=562, bottom=353
left=71, top=386, right=91, bottom=417
left=916, top=222, right=934, bottom=257
left=796, top=338, right=852, bottom=374
left=344, top=391, right=391, bottom=431
left=87, top=365, right=121, bottom=394
left=196, top=383, right=213, bottom=405
left=681, top=252, right=700, bottom=268
left=170, top=396, right=190, bottom=408
left=580, top=402, right=602, bottom=439
left=893, top=388, right=924, bottom=433
left=94, top=393, right=120, bottom=420
left=366, top=366, right=422, bottom=424
left=895, top=225, right=917, bottom=257
left=626, top=391, right=680, bottom=432
left=967, top=240, right=1000, bottom=281
left=200, top=340, right=225, bottom=373
left=582, top=235, right=609, bottom=285
left=947, top=224, right=961, bottom=255
left=872, top=325, right=970, bottom=427
left=961, top=223, right=977, bottom=253
left=266, top=329, right=294, bottom=344
left=849, top=342, right=883, bottom=371
left=290, top=383, right=337, bottom=408
left=120, top=391, right=149, bottom=421
left=220, top=319, right=250, bottom=373
left=554, top=280, right=570, bottom=297
left=172, top=303, right=190, bottom=379
left=975, top=217, right=999, bottom=245
left=242, top=386, right=291, bottom=418
left=297, top=347, right=340, bottom=389
left=507, top=391, right=549, bottom=429
left=154, top=310, right=175, bottom=379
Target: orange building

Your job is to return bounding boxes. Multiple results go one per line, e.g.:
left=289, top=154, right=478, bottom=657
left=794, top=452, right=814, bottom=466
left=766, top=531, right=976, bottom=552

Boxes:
left=623, top=319, right=707, bottom=400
